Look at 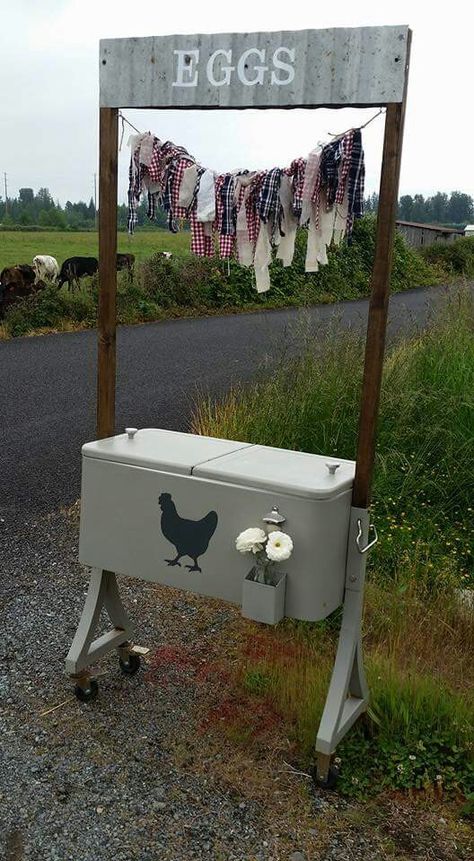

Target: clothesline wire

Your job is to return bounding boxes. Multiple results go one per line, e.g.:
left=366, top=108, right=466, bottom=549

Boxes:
left=119, top=112, right=143, bottom=151
left=118, top=107, right=384, bottom=156
left=327, top=107, right=385, bottom=138
left=119, top=112, right=142, bottom=134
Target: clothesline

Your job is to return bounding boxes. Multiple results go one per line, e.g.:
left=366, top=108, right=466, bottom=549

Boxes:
left=119, top=107, right=384, bottom=146
left=125, top=119, right=368, bottom=293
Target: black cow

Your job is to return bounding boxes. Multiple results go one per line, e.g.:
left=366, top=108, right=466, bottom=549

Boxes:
left=57, top=257, right=98, bottom=291
left=116, top=253, right=135, bottom=279
left=0, top=264, right=44, bottom=317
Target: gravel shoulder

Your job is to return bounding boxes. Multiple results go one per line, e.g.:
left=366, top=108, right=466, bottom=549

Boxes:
left=1, top=509, right=472, bottom=861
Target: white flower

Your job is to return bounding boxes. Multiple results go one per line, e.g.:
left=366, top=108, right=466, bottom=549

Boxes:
left=266, top=531, right=293, bottom=563
left=235, top=527, right=267, bottom=555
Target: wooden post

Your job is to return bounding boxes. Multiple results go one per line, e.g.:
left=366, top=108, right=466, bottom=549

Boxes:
left=97, top=107, right=118, bottom=439
left=352, top=94, right=409, bottom=508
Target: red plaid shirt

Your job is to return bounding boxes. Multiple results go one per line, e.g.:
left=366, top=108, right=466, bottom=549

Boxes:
left=170, top=158, right=194, bottom=219
left=243, top=172, right=265, bottom=245
left=335, top=130, right=354, bottom=205
left=190, top=210, right=215, bottom=257
left=215, top=175, right=235, bottom=258
left=284, top=158, right=306, bottom=220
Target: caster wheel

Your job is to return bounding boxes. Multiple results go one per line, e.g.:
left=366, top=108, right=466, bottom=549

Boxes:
left=312, top=764, right=339, bottom=790
left=119, top=653, right=141, bottom=675
left=74, top=678, right=98, bottom=703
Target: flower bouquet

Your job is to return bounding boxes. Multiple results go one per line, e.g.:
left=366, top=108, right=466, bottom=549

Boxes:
left=236, top=526, right=293, bottom=624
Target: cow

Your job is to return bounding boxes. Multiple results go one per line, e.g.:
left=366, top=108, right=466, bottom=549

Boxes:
left=33, top=255, right=60, bottom=283
left=116, top=253, right=135, bottom=279
left=57, top=256, right=98, bottom=291
left=0, top=265, right=45, bottom=317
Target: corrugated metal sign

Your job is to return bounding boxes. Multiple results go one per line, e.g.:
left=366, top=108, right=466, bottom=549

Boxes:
left=100, top=26, right=409, bottom=109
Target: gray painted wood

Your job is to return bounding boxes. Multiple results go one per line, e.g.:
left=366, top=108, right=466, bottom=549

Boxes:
left=100, top=26, right=409, bottom=109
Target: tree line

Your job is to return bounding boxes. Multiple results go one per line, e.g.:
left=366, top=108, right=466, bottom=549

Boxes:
left=0, top=186, right=472, bottom=230
left=365, top=190, right=473, bottom=227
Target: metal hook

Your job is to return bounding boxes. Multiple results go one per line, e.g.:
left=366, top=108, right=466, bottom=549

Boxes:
left=356, top=518, right=378, bottom=554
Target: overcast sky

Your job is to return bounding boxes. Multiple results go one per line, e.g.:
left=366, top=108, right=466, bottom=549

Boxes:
left=1, top=0, right=473, bottom=207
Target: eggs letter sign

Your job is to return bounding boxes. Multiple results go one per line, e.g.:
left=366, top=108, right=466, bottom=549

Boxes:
left=172, top=46, right=296, bottom=88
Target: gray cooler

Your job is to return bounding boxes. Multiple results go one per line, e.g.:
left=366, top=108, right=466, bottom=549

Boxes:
left=79, top=427, right=355, bottom=621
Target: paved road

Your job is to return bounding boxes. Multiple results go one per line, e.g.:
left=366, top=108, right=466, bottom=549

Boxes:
left=0, top=284, right=455, bottom=520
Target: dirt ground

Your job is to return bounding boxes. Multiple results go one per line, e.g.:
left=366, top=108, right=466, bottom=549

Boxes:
left=1, top=506, right=472, bottom=861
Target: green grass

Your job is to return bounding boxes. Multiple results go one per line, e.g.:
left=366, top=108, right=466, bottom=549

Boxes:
left=0, top=229, right=191, bottom=271
left=194, top=290, right=474, bottom=588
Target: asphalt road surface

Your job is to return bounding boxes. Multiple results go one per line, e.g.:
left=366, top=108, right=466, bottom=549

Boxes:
left=0, top=284, right=456, bottom=521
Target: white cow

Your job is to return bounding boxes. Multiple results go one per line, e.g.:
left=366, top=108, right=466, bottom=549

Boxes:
left=32, top=255, right=60, bottom=283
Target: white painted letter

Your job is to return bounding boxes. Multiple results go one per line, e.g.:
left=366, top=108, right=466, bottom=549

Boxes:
left=206, top=49, right=235, bottom=86
left=271, top=47, right=295, bottom=85
left=237, top=48, right=268, bottom=86
left=172, top=49, right=199, bottom=87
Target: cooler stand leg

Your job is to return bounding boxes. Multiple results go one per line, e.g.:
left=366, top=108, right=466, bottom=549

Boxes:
left=314, top=507, right=372, bottom=786
left=65, top=568, right=135, bottom=697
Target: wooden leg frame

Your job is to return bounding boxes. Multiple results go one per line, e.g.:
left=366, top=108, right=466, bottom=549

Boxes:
left=65, top=568, right=133, bottom=679
left=315, top=507, right=371, bottom=782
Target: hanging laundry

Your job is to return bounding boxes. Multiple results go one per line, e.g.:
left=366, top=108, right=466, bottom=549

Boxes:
left=126, top=125, right=366, bottom=292
left=196, top=169, right=216, bottom=222
left=275, top=175, right=298, bottom=267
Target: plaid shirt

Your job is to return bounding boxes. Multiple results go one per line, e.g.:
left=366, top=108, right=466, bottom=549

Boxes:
left=215, top=175, right=235, bottom=257
left=319, top=140, right=342, bottom=208
left=346, top=129, right=365, bottom=230
left=161, top=156, right=195, bottom=232
left=335, top=131, right=354, bottom=205
left=219, top=174, right=236, bottom=236
left=243, top=172, right=265, bottom=245
left=127, top=137, right=194, bottom=233
left=190, top=210, right=215, bottom=257
left=258, top=168, right=282, bottom=225
left=312, top=130, right=365, bottom=232
left=283, top=158, right=306, bottom=220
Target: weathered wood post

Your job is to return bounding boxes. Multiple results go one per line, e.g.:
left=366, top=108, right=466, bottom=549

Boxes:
left=97, top=106, right=118, bottom=439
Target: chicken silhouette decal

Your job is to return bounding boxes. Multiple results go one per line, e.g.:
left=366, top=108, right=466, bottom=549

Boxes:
left=158, top=492, right=218, bottom=572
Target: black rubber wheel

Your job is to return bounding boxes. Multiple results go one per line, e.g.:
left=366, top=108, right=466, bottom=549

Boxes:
left=312, top=764, right=339, bottom=790
left=74, top=678, right=98, bottom=703
left=118, top=653, right=141, bottom=675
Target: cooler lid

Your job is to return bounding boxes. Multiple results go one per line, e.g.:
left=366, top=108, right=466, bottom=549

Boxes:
left=82, top=428, right=252, bottom=474
left=193, top=444, right=355, bottom=499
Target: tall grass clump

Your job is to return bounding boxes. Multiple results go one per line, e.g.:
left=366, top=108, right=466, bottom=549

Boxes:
left=194, top=290, right=474, bottom=586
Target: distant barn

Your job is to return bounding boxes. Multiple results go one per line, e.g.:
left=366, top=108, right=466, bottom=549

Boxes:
left=396, top=220, right=464, bottom=248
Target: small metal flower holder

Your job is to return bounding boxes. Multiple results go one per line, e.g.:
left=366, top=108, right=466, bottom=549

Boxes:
left=241, top=504, right=288, bottom=624
left=242, top=568, right=287, bottom=625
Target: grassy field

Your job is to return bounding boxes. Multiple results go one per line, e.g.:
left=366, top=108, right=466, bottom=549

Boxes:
left=0, top=229, right=190, bottom=271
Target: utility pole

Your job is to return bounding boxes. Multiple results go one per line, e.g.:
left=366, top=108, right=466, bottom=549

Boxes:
left=93, top=173, right=97, bottom=228
left=4, top=172, right=8, bottom=215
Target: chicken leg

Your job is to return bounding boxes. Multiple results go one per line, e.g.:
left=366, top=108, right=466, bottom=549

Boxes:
left=185, top=558, right=202, bottom=573
left=165, top=554, right=182, bottom=567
